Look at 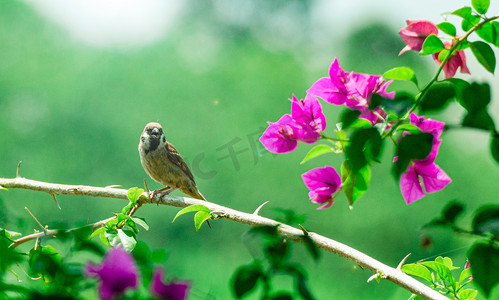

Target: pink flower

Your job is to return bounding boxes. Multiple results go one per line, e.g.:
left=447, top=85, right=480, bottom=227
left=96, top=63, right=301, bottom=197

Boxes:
left=397, top=113, right=451, bottom=204
left=260, top=95, right=326, bottom=153
left=151, top=268, right=190, bottom=300
left=399, top=20, right=439, bottom=55
left=307, top=58, right=394, bottom=126
left=86, top=247, right=138, bottom=300
left=291, top=94, right=326, bottom=133
left=432, top=42, right=470, bottom=78
left=400, top=161, right=452, bottom=205
left=301, top=166, right=342, bottom=209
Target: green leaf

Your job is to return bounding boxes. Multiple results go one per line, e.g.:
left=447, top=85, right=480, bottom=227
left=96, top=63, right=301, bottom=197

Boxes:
left=445, top=78, right=470, bottom=103
left=0, top=230, right=23, bottom=272
left=435, top=256, right=458, bottom=270
left=127, top=187, right=145, bottom=204
left=89, top=227, right=107, bottom=240
left=420, top=261, right=456, bottom=289
left=300, top=145, right=334, bottom=164
left=442, top=202, right=465, bottom=224
left=106, top=229, right=137, bottom=252
left=452, top=7, right=472, bottom=19
left=341, top=161, right=370, bottom=206
left=345, top=128, right=383, bottom=173
left=0, top=186, right=8, bottom=192
left=472, top=205, right=499, bottom=238
left=383, top=67, right=418, bottom=87
left=99, top=231, right=111, bottom=247
left=470, top=41, right=496, bottom=73
left=468, top=242, right=499, bottom=297
left=491, top=131, right=499, bottom=164
left=457, top=288, right=478, bottom=300
left=131, top=217, right=149, bottom=231
left=420, top=35, right=445, bottom=55
left=194, top=211, right=212, bottom=231
left=437, top=22, right=457, bottom=37
left=339, top=109, right=361, bottom=130
left=459, top=267, right=473, bottom=284
left=296, top=274, right=314, bottom=300
left=121, top=202, right=133, bottom=215
left=462, top=15, right=481, bottom=31
left=402, top=263, right=433, bottom=283
left=232, top=261, right=264, bottom=298
left=29, top=245, right=62, bottom=280
left=393, top=133, right=434, bottom=179
left=420, top=81, right=456, bottom=112
left=125, top=219, right=139, bottom=234
left=437, top=49, right=452, bottom=63
left=459, top=82, right=490, bottom=112
left=472, top=0, right=490, bottom=14
left=476, top=22, right=499, bottom=46
left=396, top=124, right=422, bottom=135
left=462, top=109, right=495, bottom=131
left=172, top=204, right=211, bottom=223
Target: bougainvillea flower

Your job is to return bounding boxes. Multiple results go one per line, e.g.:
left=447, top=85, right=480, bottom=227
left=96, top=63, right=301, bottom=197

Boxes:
left=410, top=113, right=445, bottom=139
left=301, top=166, right=342, bottom=209
left=397, top=113, right=451, bottom=204
left=432, top=42, right=470, bottom=78
left=151, top=268, right=190, bottom=300
left=86, top=247, right=138, bottom=300
left=291, top=94, right=326, bottom=133
left=400, top=161, right=452, bottom=205
left=399, top=20, right=439, bottom=55
left=260, top=94, right=327, bottom=153
left=307, top=58, right=394, bottom=126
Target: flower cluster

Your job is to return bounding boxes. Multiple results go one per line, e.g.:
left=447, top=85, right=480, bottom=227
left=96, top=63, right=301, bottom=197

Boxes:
left=398, top=113, right=452, bottom=204
left=398, top=20, right=470, bottom=78
left=259, top=94, right=326, bottom=154
left=86, top=247, right=189, bottom=300
left=307, top=58, right=394, bottom=125
left=260, top=58, right=394, bottom=209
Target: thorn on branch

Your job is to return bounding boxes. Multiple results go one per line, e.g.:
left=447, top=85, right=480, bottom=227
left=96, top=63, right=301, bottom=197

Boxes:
left=16, top=161, right=22, bottom=178
left=104, top=185, right=122, bottom=188
left=253, top=201, right=269, bottom=215
left=51, top=194, right=61, bottom=210
left=397, top=253, right=411, bottom=270
left=25, top=207, right=47, bottom=233
left=299, top=224, right=309, bottom=236
left=143, top=179, right=151, bottom=202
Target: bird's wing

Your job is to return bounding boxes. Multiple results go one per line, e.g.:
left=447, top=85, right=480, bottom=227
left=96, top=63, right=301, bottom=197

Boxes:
left=165, top=142, right=196, bottom=183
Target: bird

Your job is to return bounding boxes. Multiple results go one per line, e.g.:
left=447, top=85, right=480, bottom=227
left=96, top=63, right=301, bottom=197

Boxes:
left=138, top=122, right=206, bottom=201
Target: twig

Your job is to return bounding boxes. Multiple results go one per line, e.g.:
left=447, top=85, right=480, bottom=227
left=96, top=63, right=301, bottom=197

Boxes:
left=10, top=216, right=116, bottom=249
left=0, top=176, right=446, bottom=300
left=24, top=207, right=46, bottom=232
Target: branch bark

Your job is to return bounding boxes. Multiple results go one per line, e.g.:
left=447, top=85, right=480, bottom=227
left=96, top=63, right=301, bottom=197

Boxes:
left=0, top=177, right=447, bottom=300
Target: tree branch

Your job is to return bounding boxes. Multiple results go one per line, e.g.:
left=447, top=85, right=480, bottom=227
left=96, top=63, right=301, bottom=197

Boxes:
left=0, top=177, right=447, bottom=300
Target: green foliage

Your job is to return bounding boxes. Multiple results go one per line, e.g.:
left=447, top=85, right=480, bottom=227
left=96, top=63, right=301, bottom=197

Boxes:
left=396, top=124, right=422, bottom=135
left=419, top=81, right=456, bottom=112
left=472, top=206, right=499, bottom=239
left=458, top=82, right=495, bottom=131
left=402, top=256, right=477, bottom=299
left=340, top=160, right=371, bottom=206
left=345, top=127, right=383, bottom=173
left=470, top=41, right=496, bottom=74
left=383, top=67, right=418, bottom=87
left=392, top=133, right=433, bottom=179
left=472, top=0, right=490, bottom=15
left=232, top=225, right=317, bottom=299
left=172, top=204, right=214, bottom=231
left=476, top=22, right=499, bottom=47
left=300, top=145, right=335, bottom=164
left=490, top=131, right=499, bottom=164
left=468, top=242, right=499, bottom=297
left=437, top=22, right=457, bottom=37
left=339, top=109, right=362, bottom=130
left=420, top=35, right=445, bottom=55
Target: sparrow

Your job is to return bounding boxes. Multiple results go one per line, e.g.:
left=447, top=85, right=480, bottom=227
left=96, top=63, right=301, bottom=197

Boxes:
left=138, top=122, right=206, bottom=201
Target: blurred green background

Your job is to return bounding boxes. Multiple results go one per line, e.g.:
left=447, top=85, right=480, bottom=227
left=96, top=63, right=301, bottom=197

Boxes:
left=1, top=0, right=499, bottom=299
